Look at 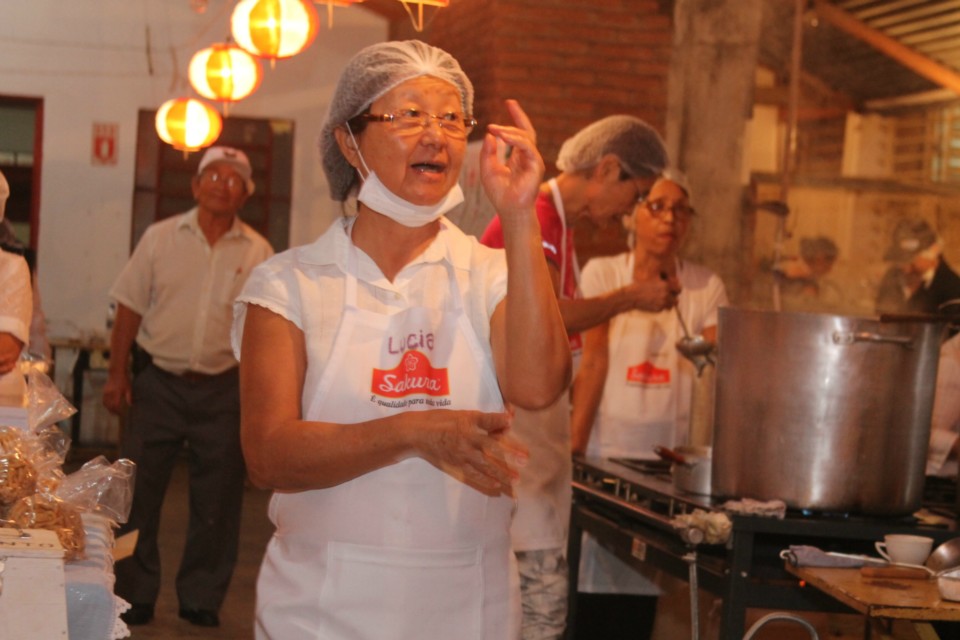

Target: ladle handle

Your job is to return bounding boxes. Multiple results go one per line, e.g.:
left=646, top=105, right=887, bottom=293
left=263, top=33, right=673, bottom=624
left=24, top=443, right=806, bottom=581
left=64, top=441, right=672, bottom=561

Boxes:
left=654, top=445, right=689, bottom=466
left=879, top=313, right=950, bottom=324
left=674, top=305, right=692, bottom=338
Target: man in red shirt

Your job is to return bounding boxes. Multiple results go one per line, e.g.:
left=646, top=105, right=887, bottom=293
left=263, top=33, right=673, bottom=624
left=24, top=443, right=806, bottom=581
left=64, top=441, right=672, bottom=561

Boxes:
left=480, top=115, right=676, bottom=639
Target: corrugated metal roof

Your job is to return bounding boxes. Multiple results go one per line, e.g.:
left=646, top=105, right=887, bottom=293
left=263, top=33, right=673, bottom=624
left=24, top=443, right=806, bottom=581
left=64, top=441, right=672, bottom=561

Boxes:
left=802, top=1, right=960, bottom=106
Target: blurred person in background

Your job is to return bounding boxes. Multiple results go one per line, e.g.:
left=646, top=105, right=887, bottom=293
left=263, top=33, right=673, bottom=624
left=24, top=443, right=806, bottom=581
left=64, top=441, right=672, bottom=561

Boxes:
left=926, top=320, right=960, bottom=640
left=103, top=146, right=273, bottom=628
left=927, top=329, right=960, bottom=478
left=0, top=168, right=31, bottom=388
left=570, top=172, right=728, bottom=640
left=876, top=217, right=960, bottom=320
left=233, top=40, right=569, bottom=640
left=480, top=115, right=673, bottom=639
left=0, top=191, right=50, bottom=362
left=776, top=235, right=842, bottom=313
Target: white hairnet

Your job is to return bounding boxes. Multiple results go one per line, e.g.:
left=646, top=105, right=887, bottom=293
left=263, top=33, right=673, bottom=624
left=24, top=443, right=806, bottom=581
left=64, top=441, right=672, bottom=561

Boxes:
left=0, top=168, right=8, bottom=221
left=320, top=40, right=475, bottom=202
left=659, top=168, right=692, bottom=205
left=556, top=115, right=667, bottom=178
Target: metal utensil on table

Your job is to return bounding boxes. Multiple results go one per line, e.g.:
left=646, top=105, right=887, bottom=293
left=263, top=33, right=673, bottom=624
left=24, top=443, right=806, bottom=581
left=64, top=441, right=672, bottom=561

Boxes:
left=926, top=537, right=960, bottom=573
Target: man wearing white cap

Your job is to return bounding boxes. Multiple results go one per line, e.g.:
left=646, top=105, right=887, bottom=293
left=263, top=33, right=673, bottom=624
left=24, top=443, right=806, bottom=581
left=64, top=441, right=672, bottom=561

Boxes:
left=876, top=216, right=960, bottom=317
left=104, top=146, right=273, bottom=628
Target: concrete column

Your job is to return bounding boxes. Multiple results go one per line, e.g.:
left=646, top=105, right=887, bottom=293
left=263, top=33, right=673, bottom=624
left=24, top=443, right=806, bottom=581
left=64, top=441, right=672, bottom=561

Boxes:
left=666, top=0, right=763, bottom=303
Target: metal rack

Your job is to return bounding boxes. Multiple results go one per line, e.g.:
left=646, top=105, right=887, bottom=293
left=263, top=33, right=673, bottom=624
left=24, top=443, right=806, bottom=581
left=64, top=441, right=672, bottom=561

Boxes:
left=568, top=456, right=958, bottom=639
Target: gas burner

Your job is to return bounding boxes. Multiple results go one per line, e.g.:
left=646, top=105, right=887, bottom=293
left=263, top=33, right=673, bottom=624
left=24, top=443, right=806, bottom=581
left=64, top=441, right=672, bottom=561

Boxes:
left=786, top=508, right=919, bottom=526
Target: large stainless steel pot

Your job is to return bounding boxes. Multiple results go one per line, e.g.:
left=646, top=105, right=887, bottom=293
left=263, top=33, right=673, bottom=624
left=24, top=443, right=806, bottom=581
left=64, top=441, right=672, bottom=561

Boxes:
left=711, top=307, right=945, bottom=516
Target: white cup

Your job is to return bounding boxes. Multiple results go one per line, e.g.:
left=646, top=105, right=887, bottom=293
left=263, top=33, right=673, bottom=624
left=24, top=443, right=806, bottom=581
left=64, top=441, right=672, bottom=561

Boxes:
left=875, top=534, right=934, bottom=566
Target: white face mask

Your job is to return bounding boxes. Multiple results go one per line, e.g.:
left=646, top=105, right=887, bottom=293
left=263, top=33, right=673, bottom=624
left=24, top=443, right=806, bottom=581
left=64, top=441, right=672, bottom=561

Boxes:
left=347, top=126, right=464, bottom=228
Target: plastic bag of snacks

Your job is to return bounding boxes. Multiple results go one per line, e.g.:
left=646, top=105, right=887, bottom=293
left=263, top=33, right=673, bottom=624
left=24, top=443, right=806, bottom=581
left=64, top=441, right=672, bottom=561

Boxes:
left=0, top=426, right=39, bottom=507
left=6, top=492, right=86, bottom=560
left=56, top=455, right=136, bottom=525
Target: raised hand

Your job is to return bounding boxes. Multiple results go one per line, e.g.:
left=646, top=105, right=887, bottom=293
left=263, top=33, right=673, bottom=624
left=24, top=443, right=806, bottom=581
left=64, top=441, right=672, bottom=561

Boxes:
left=479, top=99, right=544, bottom=217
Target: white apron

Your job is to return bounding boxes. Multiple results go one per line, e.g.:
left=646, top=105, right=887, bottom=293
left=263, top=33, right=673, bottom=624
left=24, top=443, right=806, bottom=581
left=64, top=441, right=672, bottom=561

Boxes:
left=256, top=240, right=520, bottom=640
left=507, top=180, right=580, bottom=552
left=549, top=178, right=583, bottom=370
left=580, top=257, right=690, bottom=595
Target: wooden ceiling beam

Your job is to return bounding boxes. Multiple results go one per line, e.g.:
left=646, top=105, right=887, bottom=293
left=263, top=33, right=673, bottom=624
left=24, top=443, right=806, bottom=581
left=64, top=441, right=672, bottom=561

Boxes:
left=813, top=0, right=960, bottom=96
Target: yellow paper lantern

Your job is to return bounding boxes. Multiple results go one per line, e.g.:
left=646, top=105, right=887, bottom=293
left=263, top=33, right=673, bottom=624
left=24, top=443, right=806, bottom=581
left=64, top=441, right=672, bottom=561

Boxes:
left=155, top=98, right=223, bottom=153
left=231, top=0, right=320, bottom=62
left=189, top=43, right=263, bottom=103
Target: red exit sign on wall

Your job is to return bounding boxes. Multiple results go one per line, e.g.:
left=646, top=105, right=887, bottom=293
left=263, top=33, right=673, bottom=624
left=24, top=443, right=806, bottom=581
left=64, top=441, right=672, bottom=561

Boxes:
left=92, top=122, right=118, bottom=166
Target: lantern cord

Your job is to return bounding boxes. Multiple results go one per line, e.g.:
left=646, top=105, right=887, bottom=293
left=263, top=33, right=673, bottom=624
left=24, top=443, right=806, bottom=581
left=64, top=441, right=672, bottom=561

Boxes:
left=145, top=26, right=155, bottom=76
left=399, top=2, right=426, bottom=32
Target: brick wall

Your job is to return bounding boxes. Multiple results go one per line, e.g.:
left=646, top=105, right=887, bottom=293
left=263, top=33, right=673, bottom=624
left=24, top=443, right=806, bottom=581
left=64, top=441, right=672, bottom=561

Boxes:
left=392, top=0, right=674, bottom=261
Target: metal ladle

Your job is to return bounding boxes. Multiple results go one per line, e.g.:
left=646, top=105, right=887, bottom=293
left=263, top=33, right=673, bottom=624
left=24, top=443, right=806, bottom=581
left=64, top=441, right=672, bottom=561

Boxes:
left=674, top=305, right=715, bottom=377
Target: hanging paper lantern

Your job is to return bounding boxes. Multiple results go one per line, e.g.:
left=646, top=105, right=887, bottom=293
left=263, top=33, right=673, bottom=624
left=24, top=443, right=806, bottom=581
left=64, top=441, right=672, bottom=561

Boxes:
left=231, top=0, right=320, bottom=62
left=189, top=43, right=263, bottom=103
left=155, top=98, right=223, bottom=153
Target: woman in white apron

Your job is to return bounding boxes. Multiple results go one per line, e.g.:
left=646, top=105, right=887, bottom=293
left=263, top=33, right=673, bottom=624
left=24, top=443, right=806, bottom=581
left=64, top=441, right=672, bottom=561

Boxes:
left=232, top=41, right=570, bottom=640
left=569, top=174, right=728, bottom=640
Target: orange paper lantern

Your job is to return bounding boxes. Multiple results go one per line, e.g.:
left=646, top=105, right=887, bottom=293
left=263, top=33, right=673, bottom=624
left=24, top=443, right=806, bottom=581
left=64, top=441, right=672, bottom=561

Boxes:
left=231, top=0, right=320, bottom=62
left=155, top=98, right=223, bottom=153
left=189, top=43, right=263, bottom=103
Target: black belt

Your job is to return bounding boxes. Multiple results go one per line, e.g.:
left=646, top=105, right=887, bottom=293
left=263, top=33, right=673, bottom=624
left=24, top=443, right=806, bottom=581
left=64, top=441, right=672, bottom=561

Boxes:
left=178, top=368, right=237, bottom=382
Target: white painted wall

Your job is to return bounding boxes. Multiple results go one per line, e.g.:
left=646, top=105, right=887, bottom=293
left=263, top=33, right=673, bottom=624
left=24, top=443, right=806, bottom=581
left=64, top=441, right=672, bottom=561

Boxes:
left=0, top=0, right=387, bottom=339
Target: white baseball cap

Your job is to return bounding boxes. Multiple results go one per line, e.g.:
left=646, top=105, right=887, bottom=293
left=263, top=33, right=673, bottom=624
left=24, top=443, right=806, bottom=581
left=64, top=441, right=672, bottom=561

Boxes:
left=197, top=146, right=255, bottom=194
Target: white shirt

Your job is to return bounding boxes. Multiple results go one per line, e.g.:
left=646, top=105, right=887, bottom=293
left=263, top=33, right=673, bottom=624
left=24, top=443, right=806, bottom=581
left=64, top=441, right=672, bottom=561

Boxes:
left=0, top=249, right=31, bottom=345
left=111, top=208, right=273, bottom=375
left=232, top=216, right=508, bottom=391
left=580, top=253, right=728, bottom=456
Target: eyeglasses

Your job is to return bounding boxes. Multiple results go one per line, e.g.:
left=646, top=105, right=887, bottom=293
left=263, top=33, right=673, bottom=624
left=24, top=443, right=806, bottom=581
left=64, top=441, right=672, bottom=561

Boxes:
left=640, top=198, right=696, bottom=221
left=356, top=108, right=478, bottom=139
left=200, top=172, right=246, bottom=190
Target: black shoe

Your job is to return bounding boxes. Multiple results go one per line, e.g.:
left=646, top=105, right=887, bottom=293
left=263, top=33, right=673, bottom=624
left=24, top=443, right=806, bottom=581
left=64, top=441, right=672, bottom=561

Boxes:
left=179, top=608, right=220, bottom=627
left=121, top=603, right=154, bottom=626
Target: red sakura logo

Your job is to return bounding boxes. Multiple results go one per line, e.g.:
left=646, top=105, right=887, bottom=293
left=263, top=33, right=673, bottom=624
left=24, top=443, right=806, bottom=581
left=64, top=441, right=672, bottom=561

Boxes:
left=626, top=361, right=670, bottom=385
left=372, top=350, right=450, bottom=398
